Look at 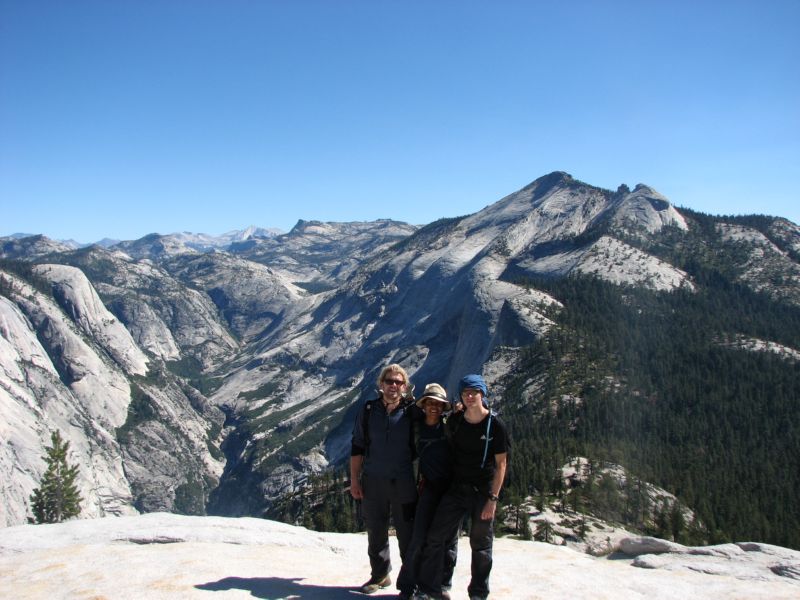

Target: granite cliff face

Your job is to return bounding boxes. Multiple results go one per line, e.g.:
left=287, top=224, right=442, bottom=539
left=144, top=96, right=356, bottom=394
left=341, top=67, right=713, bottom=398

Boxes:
left=0, top=265, right=225, bottom=525
left=1, top=172, right=798, bottom=527
left=1, top=270, right=138, bottom=525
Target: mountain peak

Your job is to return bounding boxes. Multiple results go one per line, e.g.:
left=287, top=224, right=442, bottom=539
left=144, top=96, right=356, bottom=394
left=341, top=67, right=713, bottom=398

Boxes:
left=0, top=233, right=76, bottom=259
left=540, top=170, right=574, bottom=183
left=633, top=183, right=658, bottom=195
left=289, top=219, right=322, bottom=233
left=521, top=171, right=575, bottom=193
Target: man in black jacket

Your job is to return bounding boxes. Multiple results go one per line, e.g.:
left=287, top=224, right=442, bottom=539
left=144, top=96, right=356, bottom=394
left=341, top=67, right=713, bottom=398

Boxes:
left=350, top=363, right=418, bottom=595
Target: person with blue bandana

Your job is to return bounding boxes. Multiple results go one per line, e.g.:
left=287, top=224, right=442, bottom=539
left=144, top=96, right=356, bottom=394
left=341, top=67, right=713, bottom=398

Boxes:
left=413, top=374, right=509, bottom=600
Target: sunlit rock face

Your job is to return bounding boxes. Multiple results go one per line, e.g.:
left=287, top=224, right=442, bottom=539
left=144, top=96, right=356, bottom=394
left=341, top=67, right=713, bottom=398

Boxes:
left=0, top=273, right=137, bottom=526
left=0, top=267, right=224, bottom=526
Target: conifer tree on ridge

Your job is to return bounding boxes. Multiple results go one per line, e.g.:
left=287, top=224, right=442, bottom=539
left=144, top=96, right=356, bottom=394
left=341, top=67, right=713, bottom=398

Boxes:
left=30, top=430, right=83, bottom=524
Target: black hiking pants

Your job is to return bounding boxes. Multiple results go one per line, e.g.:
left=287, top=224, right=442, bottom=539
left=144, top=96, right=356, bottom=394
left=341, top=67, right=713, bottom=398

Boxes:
left=396, top=479, right=458, bottom=594
left=416, top=483, right=494, bottom=599
left=361, top=473, right=417, bottom=580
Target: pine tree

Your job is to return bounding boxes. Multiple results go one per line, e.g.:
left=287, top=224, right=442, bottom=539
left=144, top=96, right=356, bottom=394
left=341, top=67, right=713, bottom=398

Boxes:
left=29, top=430, right=83, bottom=524
left=535, top=517, right=553, bottom=543
left=653, top=500, right=671, bottom=540
left=670, top=501, right=686, bottom=543
left=519, top=508, right=533, bottom=541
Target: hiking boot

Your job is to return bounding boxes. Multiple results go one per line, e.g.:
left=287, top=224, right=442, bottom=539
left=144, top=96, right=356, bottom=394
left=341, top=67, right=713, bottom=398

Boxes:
left=359, top=573, right=392, bottom=594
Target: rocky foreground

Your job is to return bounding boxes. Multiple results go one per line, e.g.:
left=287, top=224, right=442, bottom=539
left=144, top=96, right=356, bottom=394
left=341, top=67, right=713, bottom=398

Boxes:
left=1, top=513, right=798, bottom=599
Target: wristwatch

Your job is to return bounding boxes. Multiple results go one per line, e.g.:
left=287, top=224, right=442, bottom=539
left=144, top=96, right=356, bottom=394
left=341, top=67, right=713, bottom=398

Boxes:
left=488, top=493, right=499, bottom=502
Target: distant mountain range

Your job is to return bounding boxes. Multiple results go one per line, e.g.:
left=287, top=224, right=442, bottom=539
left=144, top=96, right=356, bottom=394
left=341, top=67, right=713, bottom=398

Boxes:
left=3, top=226, right=284, bottom=252
left=1, top=171, right=798, bottom=550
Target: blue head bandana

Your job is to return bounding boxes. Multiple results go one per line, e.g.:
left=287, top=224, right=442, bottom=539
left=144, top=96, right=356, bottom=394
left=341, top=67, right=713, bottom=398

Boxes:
left=458, top=374, right=489, bottom=407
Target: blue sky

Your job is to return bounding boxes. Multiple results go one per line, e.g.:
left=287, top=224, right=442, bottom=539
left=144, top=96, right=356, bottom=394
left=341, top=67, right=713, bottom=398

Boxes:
left=2, top=0, right=798, bottom=243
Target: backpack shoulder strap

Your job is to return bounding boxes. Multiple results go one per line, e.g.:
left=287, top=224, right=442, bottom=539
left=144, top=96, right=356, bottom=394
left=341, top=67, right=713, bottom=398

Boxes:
left=480, top=412, right=494, bottom=469
left=445, top=411, right=463, bottom=447
left=401, top=401, right=422, bottom=481
left=362, top=400, right=376, bottom=456
left=400, top=400, right=419, bottom=458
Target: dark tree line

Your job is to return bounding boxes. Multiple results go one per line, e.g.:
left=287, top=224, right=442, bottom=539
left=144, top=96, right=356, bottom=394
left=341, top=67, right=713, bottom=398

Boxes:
left=502, top=273, right=800, bottom=549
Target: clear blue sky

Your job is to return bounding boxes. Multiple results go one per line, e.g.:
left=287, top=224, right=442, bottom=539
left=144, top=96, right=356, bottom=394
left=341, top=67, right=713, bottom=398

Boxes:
left=2, top=0, right=798, bottom=243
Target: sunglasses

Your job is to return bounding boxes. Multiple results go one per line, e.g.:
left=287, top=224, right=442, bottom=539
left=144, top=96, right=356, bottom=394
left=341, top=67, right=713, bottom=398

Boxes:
left=383, top=378, right=405, bottom=386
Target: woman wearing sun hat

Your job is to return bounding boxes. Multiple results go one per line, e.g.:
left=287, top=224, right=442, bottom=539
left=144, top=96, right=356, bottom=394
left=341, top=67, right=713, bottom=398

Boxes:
left=396, top=383, right=458, bottom=599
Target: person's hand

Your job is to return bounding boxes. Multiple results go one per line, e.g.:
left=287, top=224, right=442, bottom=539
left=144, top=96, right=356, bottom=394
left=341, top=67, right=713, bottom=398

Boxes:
left=481, top=500, right=496, bottom=521
left=350, top=479, right=364, bottom=500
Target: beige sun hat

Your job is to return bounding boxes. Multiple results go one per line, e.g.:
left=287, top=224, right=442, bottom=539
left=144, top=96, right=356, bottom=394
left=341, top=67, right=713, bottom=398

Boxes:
left=416, top=382, right=450, bottom=408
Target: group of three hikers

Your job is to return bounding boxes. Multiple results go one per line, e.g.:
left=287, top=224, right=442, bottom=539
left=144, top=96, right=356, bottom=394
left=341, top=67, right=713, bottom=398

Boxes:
left=350, top=364, right=510, bottom=600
